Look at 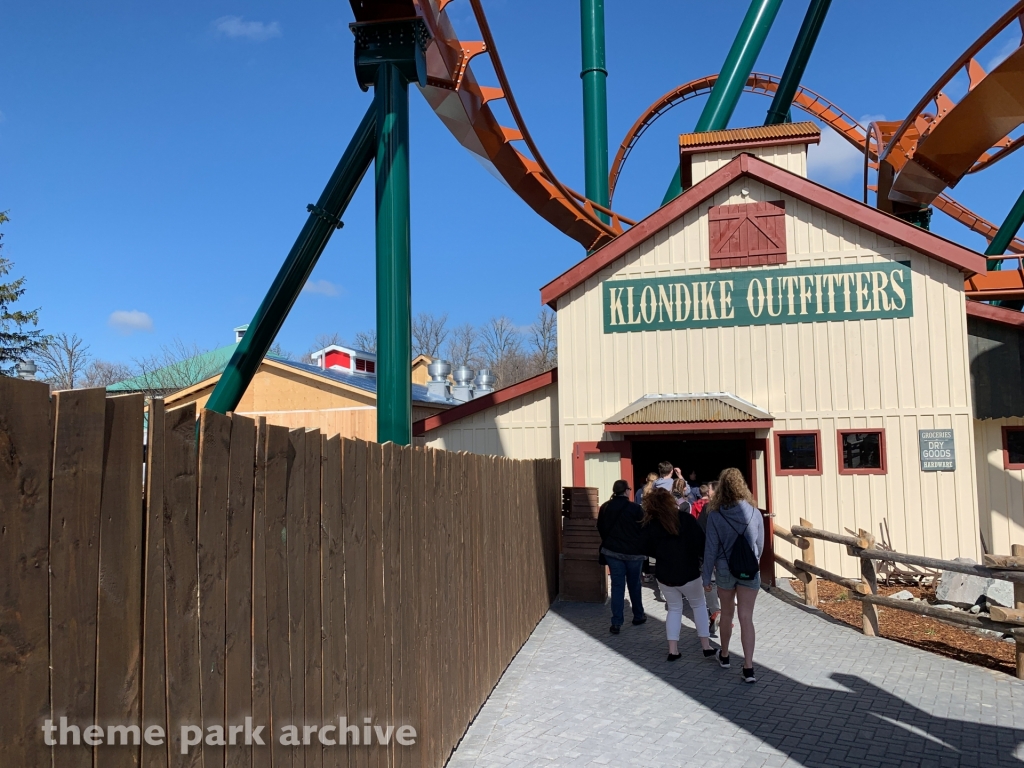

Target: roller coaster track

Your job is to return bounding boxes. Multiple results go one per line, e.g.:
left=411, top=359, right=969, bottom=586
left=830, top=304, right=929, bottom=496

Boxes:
left=355, top=3, right=1023, bottom=298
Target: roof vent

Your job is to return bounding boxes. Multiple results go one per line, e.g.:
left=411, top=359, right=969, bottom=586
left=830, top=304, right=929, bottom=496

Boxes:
left=234, top=324, right=249, bottom=343
left=427, top=359, right=452, bottom=401
left=451, top=365, right=475, bottom=403
left=473, top=369, right=495, bottom=397
left=16, top=359, right=37, bottom=381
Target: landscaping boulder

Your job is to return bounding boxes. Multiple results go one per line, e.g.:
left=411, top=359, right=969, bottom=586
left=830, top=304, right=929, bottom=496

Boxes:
left=935, top=558, right=989, bottom=608
left=985, top=578, right=1015, bottom=609
left=890, top=590, right=914, bottom=601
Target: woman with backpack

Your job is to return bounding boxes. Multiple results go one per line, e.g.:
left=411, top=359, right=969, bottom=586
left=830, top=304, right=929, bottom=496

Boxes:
left=702, top=468, right=764, bottom=683
left=641, top=487, right=716, bottom=662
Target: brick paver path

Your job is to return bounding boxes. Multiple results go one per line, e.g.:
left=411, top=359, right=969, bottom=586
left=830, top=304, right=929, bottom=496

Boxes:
left=447, top=584, right=1024, bottom=767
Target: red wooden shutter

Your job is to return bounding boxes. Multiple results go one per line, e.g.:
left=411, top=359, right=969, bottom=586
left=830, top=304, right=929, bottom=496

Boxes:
left=707, top=200, right=787, bottom=268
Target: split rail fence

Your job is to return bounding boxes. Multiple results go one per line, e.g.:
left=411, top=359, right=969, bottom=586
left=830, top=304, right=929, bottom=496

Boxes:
left=0, top=377, right=561, bottom=767
left=773, top=519, right=1024, bottom=678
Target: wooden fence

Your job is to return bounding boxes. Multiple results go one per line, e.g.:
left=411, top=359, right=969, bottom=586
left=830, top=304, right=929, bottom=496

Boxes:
left=774, top=520, right=1024, bottom=678
left=0, top=377, right=561, bottom=767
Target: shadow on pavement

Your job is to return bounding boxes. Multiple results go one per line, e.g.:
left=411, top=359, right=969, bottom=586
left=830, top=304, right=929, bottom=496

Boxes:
left=555, top=588, right=1024, bottom=768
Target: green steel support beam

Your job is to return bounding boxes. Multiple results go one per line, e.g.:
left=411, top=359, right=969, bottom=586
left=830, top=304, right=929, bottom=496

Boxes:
left=765, top=0, right=832, bottom=125
left=985, top=188, right=1024, bottom=310
left=374, top=62, right=413, bottom=445
left=205, top=105, right=376, bottom=415
left=581, top=0, right=609, bottom=223
left=662, top=0, right=784, bottom=204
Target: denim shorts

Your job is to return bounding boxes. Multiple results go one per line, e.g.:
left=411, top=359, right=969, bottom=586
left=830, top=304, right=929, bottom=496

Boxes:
left=715, top=566, right=761, bottom=592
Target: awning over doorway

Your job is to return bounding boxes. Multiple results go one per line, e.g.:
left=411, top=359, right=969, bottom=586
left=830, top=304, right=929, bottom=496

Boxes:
left=604, top=392, right=773, bottom=432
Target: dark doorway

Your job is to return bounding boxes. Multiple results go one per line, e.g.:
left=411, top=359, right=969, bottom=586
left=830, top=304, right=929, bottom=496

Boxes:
left=630, top=436, right=749, bottom=493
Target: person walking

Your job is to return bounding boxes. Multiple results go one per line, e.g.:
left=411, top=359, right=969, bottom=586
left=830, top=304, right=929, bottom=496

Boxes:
left=702, top=468, right=764, bottom=683
left=597, top=479, right=647, bottom=635
left=694, top=484, right=720, bottom=635
left=641, top=487, right=716, bottom=662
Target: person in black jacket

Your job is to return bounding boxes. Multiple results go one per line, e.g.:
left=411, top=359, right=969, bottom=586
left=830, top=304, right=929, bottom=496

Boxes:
left=597, top=480, right=646, bottom=634
left=641, top=488, right=716, bottom=661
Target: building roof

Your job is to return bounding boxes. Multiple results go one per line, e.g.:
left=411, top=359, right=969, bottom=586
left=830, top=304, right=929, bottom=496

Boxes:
left=539, top=153, right=987, bottom=308
left=107, top=343, right=242, bottom=392
left=277, top=358, right=450, bottom=406
left=413, top=368, right=557, bottom=436
left=679, top=121, right=821, bottom=153
left=603, top=393, right=773, bottom=432
left=965, top=300, right=1024, bottom=329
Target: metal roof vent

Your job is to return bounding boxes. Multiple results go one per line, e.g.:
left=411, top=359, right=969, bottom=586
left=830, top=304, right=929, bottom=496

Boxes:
left=427, top=359, right=452, bottom=401
left=16, top=359, right=37, bottom=381
left=451, top=365, right=475, bottom=403
left=473, top=369, right=495, bottom=397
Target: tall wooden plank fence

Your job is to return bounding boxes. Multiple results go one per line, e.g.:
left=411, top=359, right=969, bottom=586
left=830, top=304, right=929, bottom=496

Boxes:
left=0, top=378, right=561, bottom=767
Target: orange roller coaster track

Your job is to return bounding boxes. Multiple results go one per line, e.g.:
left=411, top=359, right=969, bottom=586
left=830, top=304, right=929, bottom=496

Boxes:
left=608, top=72, right=1024, bottom=262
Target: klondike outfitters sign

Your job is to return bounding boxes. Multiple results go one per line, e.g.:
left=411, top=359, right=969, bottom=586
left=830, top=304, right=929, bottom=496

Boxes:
left=602, top=263, right=913, bottom=333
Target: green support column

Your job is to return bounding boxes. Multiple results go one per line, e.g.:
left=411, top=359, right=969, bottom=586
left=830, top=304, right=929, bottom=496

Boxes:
left=765, top=0, right=832, bottom=125
left=662, top=0, right=783, bottom=204
left=581, top=0, right=609, bottom=223
left=206, top=105, right=376, bottom=415
left=352, top=17, right=430, bottom=446
left=374, top=63, right=413, bottom=445
left=986, top=188, right=1024, bottom=310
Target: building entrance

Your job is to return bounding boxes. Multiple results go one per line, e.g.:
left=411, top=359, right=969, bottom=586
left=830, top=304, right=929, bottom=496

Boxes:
left=630, top=436, right=750, bottom=497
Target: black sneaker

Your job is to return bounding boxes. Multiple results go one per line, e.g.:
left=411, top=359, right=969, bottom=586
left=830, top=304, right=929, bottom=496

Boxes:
left=717, top=651, right=730, bottom=668
left=742, top=666, right=756, bottom=683
left=609, top=625, right=620, bottom=635
left=632, top=616, right=647, bottom=626
left=703, top=648, right=716, bottom=658
left=667, top=653, right=681, bottom=662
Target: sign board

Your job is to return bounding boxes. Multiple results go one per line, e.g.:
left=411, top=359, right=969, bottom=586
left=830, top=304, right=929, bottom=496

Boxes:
left=919, top=429, right=955, bottom=471
left=602, top=263, right=913, bottom=333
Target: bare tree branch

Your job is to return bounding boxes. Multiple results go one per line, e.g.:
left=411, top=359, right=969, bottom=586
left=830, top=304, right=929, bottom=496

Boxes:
left=130, top=339, right=220, bottom=396
left=528, top=308, right=557, bottom=373
left=36, top=332, right=91, bottom=390
left=444, top=323, right=479, bottom=369
left=304, top=332, right=347, bottom=362
left=353, top=329, right=377, bottom=354
left=479, top=316, right=526, bottom=388
left=412, top=312, right=449, bottom=358
left=82, top=359, right=133, bottom=388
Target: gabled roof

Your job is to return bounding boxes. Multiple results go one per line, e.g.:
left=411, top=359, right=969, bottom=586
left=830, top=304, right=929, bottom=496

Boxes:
left=603, top=393, right=773, bottom=433
left=413, top=369, right=557, bottom=436
left=540, top=153, right=987, bottom=308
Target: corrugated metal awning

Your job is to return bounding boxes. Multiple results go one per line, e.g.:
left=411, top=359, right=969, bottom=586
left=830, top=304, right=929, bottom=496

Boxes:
left=678, top=122, right=820, bottom=150
left=605, top=393, right=772, bottom=427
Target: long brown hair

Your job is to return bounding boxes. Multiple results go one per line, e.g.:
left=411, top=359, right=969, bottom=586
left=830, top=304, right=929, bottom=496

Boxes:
left=641, top=488, right=680, bottom=535
left=706, top=467, right=753, bottom=511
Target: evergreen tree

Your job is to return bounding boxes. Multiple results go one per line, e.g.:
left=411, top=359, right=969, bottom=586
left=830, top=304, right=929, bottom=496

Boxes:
left=0, top=212, right=46, bottom=375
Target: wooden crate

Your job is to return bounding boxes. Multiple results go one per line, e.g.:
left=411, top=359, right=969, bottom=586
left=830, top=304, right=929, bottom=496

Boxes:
left=563, top=486, right=600, bottom=519
left=560, top=557, right=607, bottom=603
left=562, top=518, right=602, bottom=561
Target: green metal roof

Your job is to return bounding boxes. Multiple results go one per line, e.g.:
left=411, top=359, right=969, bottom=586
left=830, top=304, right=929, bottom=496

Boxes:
left=106, top=343, right=241, bottom=392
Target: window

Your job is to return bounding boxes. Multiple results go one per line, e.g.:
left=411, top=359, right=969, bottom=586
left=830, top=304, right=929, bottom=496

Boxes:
left=1003, top=427, right=1024, bottom=469
left=367, top=361, right=375, bottom=373
left=838, top=430, right=887, bottom=475
left=774, top=431, right=821, bottom=476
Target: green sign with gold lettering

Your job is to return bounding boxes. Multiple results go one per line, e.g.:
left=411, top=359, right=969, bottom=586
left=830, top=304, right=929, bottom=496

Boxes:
left=602, top=263, right=913, bottom=333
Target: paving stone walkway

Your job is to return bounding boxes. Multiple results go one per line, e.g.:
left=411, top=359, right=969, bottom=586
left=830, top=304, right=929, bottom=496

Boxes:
left=447, top=583, right=1024, bottom=768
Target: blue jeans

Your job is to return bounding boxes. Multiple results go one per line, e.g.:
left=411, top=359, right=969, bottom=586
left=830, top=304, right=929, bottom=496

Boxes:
left=606, top=556, right=645, bottom=627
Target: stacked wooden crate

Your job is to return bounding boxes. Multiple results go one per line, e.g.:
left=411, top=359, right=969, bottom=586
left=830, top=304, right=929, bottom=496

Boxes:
left=560, top=487, right=607, bottom=602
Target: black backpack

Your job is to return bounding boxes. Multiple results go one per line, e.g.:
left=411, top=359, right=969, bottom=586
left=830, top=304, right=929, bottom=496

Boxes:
left=717, top=510, right=760, bottom=581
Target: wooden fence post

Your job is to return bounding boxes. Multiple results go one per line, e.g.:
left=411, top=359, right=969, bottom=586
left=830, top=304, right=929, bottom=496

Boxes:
left=1014, top=544, right=1024, bottom=679
left=858, top=529, right=880, bottom=637
left=799, top=518, right=818, bottom=608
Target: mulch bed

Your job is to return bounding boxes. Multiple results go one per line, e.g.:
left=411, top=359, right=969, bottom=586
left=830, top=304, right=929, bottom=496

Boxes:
left=788, top=579, right=1017, bottom=676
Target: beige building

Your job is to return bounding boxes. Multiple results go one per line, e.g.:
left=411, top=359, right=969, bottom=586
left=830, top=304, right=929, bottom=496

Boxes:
left=419, top=122, right=1024, bottom=578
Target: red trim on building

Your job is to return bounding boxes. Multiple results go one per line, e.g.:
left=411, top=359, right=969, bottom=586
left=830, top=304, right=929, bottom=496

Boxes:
left=773, top=429, right=823, bottom=477
left=412, top=369, right=557, bottom=436
left=965, top=300, right=1024, bottom=329
left=571, top=441, right=633, bottom=488
left=1002, top=426, right=1024, bottom=470
left=604, top=419, right=773, bottom=433
left=837, top=429, right=888, bottom=476
left=539, top=153, right=985, bottom=307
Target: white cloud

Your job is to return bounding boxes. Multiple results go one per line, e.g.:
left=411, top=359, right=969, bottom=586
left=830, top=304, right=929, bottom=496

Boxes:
left=302, top=279, right=340, bottom=297
left=807, top=126, right=863, bottom=184
left=987, top=38, right=1018, bottom=71
left=213, top=16, right=282, bottom=42
left=108, top=310, right=154, bottom=335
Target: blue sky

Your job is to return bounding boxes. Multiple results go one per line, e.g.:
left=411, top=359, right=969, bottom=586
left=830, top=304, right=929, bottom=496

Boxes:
left=2, top=1, right=1022, bottom=364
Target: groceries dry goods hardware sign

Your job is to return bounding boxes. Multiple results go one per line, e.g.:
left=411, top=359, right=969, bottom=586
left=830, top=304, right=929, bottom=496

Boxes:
left=602, top=263, right=913, bottom=333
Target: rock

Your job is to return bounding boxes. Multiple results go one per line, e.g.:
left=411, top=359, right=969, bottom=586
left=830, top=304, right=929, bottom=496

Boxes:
left=933, top=603, right=958, bottom=611
left=985, top=579, right=1015, bottom=609
left=889, top=590, right=914, bottom=601
left=969, top=604, right=982, bottom=614
left=935, top=558, right=992, bottom=608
